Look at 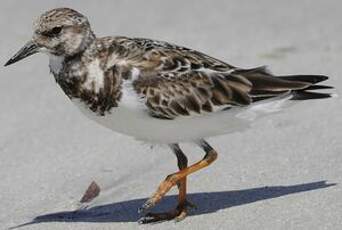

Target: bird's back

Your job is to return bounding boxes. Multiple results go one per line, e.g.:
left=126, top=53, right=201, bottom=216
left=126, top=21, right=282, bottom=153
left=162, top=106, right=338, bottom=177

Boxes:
left=56, top=36, right=332, bottom=143
left=97, top=37, right=332, bottom=118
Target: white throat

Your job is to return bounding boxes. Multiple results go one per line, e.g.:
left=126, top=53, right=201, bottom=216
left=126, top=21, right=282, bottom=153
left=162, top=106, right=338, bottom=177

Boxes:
left=49, top=54, right=65, bottom=75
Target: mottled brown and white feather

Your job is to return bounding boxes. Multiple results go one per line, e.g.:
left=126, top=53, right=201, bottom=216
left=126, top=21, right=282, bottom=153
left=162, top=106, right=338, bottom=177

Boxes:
left=11, top=7, right=331, bottom=142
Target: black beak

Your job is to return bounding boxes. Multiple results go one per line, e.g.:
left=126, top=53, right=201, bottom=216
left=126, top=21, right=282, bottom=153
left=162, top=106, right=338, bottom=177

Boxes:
left=4, top=41, right=39, bottom=67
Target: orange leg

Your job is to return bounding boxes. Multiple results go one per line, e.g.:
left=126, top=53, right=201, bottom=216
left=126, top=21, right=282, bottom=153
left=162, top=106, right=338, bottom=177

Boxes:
left=138, top=140, right=217, bottom=223
left=173, top=144, right=189, bottom=221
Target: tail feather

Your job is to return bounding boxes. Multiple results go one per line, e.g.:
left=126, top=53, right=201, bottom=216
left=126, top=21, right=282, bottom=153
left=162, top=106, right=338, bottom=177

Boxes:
left=278, top=75, right=329, bottom=84
left=239, top=69, right=310, bottom=92
left=235, top=66, right=334, bottom=102
left=304, top=84, right=334, bottom=91
left=277, top=74, right=334, bottom=100
left=291, top=91, right=332, bottom=100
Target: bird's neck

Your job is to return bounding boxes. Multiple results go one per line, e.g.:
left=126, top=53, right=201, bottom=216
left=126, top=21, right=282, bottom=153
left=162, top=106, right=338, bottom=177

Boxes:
left=49, top=54, right=65, bottom=75
left=50, top=54, right=85, bottom=101
left=50, top=50, right=123, bottom=116
left=77, top=29, right=96, bottom=55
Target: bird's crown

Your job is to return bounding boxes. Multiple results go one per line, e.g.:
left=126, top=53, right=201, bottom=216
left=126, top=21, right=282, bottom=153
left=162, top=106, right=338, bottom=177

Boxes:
left=33, top=8, right=89, bottom=34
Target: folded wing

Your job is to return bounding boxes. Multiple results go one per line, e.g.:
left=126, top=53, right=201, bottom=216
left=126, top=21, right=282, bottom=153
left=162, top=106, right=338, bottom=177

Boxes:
left=122, top=38, right=332, bottom=119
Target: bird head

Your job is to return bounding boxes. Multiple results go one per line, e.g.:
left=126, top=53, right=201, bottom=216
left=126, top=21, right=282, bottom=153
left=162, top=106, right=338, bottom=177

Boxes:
left=5, top=8, right=95, bottom=66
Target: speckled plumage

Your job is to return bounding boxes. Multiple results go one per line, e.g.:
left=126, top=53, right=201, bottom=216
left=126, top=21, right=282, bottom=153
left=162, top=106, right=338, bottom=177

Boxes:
left=10, top=8, right=327, bottom=123
left=5, top=8, right=333, bottom=223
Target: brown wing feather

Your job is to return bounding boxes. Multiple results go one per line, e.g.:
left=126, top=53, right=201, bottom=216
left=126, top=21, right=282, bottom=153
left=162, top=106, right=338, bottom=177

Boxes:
left=110, top=38, right=320, bottom=119
left=133, top=70, right=253, bottom=119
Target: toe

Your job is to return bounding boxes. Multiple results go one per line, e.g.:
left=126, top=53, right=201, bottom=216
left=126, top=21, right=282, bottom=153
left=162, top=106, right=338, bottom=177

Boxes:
left=138, top=199, right=154, bottom=213
left=138, top=212, right=172, bottom=224
left=174, top=209, right=187, bottom=222
left=138, top=214, right=156, bottom=224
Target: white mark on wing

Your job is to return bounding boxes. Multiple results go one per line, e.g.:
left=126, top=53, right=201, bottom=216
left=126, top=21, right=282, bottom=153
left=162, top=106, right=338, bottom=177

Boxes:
left=84, top=59, right=104, bottom=93
left=131, top=67, right=140, bottom=81
left=119, top=68, right=144, bottom=109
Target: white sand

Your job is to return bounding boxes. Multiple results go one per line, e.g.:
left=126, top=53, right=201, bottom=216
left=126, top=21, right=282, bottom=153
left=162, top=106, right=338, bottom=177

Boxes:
left=1, top=1, right=341, bottom=229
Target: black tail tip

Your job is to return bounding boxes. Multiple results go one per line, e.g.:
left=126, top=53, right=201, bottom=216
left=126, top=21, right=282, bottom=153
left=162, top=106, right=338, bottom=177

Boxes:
left=279, top=75, right=329, bottom=84
left=291, top=91, right=333, bottom=100
left=312, top=75, right=329, bottom=83
left=305, top=84, right=334, bottom=90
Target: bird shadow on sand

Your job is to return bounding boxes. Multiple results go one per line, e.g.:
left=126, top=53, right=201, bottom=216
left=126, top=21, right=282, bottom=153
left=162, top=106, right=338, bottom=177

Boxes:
left=10, top=180, right=335, bottom=229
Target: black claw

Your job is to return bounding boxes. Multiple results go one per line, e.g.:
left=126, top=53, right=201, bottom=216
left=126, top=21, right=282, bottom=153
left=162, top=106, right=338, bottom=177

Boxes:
left=138, top=207, right=144, bottom=214
left=138, top=213, right=156, bottom=224
left=185, top=199, right=197, bottom=209
left=138, top=217, right=148, bottom=224
left=138, top=206, right=147, bottom=214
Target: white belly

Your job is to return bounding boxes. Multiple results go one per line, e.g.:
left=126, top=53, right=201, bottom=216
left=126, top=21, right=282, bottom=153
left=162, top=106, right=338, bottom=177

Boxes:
left=72, top=93, right=293, bottom=144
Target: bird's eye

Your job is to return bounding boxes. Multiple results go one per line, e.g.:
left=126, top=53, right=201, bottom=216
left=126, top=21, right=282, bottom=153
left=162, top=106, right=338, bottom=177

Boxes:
left=51, top=26, right=62, bottom=34
left=42, top=26, right=63, bottom=37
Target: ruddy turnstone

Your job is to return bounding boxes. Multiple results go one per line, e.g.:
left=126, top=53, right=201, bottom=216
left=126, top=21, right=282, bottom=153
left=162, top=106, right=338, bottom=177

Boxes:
left=5, top=8, right=333, bottom=223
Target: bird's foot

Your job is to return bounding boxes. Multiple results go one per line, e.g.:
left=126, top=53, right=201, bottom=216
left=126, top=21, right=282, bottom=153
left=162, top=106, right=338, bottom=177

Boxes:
left=138, top=174, right=179, bottom=213
left=138, top=200, right=196, bottom=224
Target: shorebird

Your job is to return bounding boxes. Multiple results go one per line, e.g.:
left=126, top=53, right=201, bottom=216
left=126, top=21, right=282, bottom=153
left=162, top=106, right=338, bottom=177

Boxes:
left=5, top=8, right=333, bottom=223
